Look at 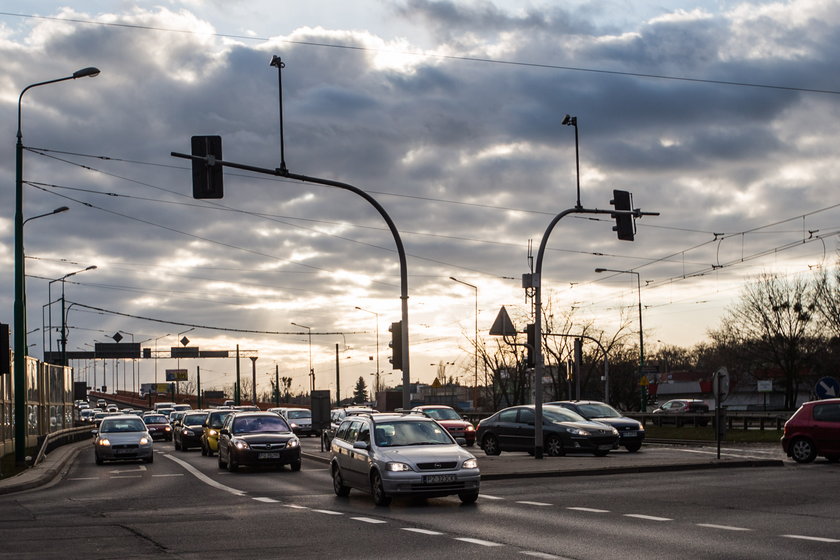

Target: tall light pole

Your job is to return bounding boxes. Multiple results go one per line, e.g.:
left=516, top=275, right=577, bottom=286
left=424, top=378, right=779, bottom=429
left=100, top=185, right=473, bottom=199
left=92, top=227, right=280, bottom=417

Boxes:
left=449, top=277, right=479, bottom=410
left=291, top=322, right=313, bottom=393
left=57, top=266, right=97, bottom=366
left=153, top=333, right=172, bottom=385
left=14, top=66, right=100, bottom=464
left=355, top=307, right=380, bottom=395
left=595, top=267, right=644, bottom=389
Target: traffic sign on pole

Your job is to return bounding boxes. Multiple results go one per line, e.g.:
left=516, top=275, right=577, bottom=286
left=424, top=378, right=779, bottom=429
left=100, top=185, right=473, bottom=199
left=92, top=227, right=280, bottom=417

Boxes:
left=815, top=377, right=840, bottom=400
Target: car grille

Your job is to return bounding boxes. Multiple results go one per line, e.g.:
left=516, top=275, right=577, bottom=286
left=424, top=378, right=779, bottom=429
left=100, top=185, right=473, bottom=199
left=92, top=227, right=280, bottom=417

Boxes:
left=112, top=444, right=139, bottom=450
left=415, top=461, right=457, bottom=470
left=249, top=442, right=286, bottom=451
left=590, top=436, right=617, bottom=446
left=410, top=481, right=466, bottom=491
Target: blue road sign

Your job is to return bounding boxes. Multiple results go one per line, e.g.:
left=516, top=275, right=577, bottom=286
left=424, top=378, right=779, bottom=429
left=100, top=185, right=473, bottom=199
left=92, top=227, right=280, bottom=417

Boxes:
left=815, top=377, right=840, bottom=400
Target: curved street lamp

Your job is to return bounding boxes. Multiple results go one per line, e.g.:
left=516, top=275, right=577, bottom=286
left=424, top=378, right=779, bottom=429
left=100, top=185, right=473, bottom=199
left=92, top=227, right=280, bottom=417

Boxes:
left=291, top=322, right=314, bottom=393
left=595, top=267, right=645, bottom=390
left=14, top=66, right=100, bottom=464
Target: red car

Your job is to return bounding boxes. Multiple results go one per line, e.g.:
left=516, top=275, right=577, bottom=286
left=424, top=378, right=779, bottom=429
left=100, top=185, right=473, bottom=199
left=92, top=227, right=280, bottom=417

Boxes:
left=143, top=413, right=173, bottom=442
left=781, top=398, right=840, bottom=463
left=411, top=405, right=475, bottom=446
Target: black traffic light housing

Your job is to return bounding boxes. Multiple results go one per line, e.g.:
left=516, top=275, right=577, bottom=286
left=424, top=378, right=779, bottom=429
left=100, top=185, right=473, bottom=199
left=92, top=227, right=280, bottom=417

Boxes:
left=610, top=189, right=635, bottom=241
left=389, top=321, right=403, bottom=370
left=191, top=135, right=223, bottom=199
left=525, top=323, right=535, bottom=368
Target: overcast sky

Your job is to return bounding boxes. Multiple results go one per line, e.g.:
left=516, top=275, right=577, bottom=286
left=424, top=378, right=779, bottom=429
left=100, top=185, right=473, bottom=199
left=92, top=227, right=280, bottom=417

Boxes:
left=2, top=1, right=839, bottom=399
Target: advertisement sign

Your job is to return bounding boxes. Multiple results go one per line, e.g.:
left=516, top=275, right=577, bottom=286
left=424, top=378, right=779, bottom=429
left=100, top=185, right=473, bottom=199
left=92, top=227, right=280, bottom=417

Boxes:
left=165, top=369, right=189, bottom=382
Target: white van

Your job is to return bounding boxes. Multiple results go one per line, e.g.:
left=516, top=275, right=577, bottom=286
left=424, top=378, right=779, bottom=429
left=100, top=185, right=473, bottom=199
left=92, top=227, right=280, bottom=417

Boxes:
left=154, top=402, right=176, bottom=412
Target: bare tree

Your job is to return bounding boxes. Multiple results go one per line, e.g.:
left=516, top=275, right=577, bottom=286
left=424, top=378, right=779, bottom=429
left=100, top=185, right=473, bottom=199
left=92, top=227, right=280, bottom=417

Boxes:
left=814, top=260, right=840, bottom=337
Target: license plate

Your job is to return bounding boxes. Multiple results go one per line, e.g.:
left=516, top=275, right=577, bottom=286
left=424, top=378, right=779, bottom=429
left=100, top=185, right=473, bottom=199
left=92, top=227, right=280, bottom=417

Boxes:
left=423, top=474, right=456, bottom=484
left=258, top=452, right=281, bottom=459
left=623, top=431, right=637, bottom=437
left=598, top=444, right=613, bottom=451
left=114, top=449, right=133, bottom=455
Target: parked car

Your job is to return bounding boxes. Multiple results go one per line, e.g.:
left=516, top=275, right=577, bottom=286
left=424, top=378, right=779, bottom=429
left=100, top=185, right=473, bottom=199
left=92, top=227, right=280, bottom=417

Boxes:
left=175, top=410, right=209, bottom=451
left=410, top=405, right=476, bottom=446
left=476, top=404, right=619, bottom=457
left=93, top=414, right=154, bottom=465
left=781, top=398, right=840, bottom=463
left=143, top=413, right=173, bottom=441
left=547, top=400, right=645, bottom=452
left=269, top=407, right=316, bottom=437
left=329, top=412, right=480, bottom=505
left=651, top=399, right=710, bottom=426
left=217, top=412, right=301, bottom=472
left=322, top=406, right=378, bottom=447
left=201, top=409, right=234, bottom=456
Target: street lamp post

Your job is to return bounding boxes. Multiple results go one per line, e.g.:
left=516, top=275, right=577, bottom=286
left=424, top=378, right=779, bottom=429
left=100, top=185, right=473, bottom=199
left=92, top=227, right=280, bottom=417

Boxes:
left=595, top=268, right=644, bottom=396
left=54, top=266, right=97, bottom=366
left=355, top=307, right=380, bottom=395
left=291, top=322, right=313, bottom=393
left=449, top=277, right=479, bottom=409
left=153, top=333, right=172, bottom=385
left=14, top=66, right=100, bottom=464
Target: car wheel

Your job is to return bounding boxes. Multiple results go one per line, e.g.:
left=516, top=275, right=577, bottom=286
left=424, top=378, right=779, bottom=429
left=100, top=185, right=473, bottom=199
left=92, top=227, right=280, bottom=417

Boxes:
left=371, top=471, right=391, bottom=506
left=624, top=442, right=642, bottom=453
left=545, top=435, right=564, bottom=457
left=593, top=449, right=610, bottom=457
left=144, top=454, right=154, bottom=464
left=218, top=450, right=227, bottom=469
left=790, top=437, right=817, bottom=463
left=289, top=459, right=302, bottom=472
left=95, top=455, right=104, bottom=466
left=332, top=466, right=350, bottom=496
left=174, top=439, right=181, bottom=451
left=458, top=491, right=479, bottom=504
left=226, top=450, right=238, bottom=472
left=201, top=442, right=208, bottom=456
left=482, top=434, right=501, bottom=456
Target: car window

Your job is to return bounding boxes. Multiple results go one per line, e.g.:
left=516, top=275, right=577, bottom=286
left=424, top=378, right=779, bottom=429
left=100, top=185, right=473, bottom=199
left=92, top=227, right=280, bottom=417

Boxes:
left=358, top=424, right=370, bottom=444
left=184, top=413, right=208, bottom=424
left=101, top=419, right=146, bottom=433
left=144, top=415, right=168, bottom=423
left=543, top=406, right=587, bottom=423
left=207, top=412, right=231, bottom=428
left=498, top=409, right=518, bottom=422
left=287, top=410, right=311, bottom=419
left=518, top=409, right=535, bottom=425
left=374, top=420, right=451, bottom=447
left=346, top=420, right=362, bottom=442
left=421, top=407, right=461, bottom=421
left=232, top=415, right=290, bottom=434
left=578, top=403, right=620, bottom=418
left=813, top=403, right=840, bottom=422
left=335, top=420, right=352, bottom=441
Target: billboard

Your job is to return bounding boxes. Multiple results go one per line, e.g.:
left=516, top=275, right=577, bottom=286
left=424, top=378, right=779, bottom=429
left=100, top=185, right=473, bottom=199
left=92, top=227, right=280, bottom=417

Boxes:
left=165, top=369, right=189, bottom=382
left=140, top=383, right=174, bottom=397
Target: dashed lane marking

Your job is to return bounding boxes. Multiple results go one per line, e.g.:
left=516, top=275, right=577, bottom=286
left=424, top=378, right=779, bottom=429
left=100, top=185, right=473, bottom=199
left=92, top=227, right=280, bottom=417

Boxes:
left=624, top=514, right=672, bottom=522
left=697, top=523, right=751, bottom=531
left=253, top=497, right=279, bottom=503
left=567, top=507, right=610, bottom=513
left=161, top=453, right=246, bottom=497
left=517, top=501, right=552, bottom=506
left=520, top=552, right=572, bottom=559
left=782, top=535, right=840, bottom=543
left=479, top=494, right=505, bottom=500
left=151, top=474, right=183, bottom=477
left=455, top=537, right=504, bottom=547
left=311, top=509, right=343, bottom=515
left=352, top=517, right=388, bottom=524
left=401, top=528, right=444, bottom=535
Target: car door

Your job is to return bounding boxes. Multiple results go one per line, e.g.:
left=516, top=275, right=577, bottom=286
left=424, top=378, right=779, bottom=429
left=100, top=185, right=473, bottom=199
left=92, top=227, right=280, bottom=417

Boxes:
left=494, top=408, right=521, bottom=451
left=341, top=420, right=369, bottom=487
left=811, top=402, right=840, bottom=454
left=511, top=408, right=536, bottom=451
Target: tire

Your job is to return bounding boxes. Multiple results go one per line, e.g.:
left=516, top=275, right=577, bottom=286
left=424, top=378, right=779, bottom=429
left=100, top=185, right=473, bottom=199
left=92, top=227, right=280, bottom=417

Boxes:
left=545, top=435, right=564, bottom=457
left=289, top=459, right=302, bottom=472
left=371, top=471, right=391, bottom=506
left=332, top=466, right=350, bottom=496
left=227, top=451, right=238, bottom=472
left=482, top=434, right=501, bottom=456
left=624, top=442, right=642, bottom=453
left=593, top=449, right=610, bottom=457
left=144, top=454, right=154, bottom=464
left=218, top=450, right=227, bottom=469
left=95, top=455, right=104, bottom=466
left=174, top=439, right=181, bottom=451
left=201, top=442, right=208, bottom=456
left=790, top=437, right=817, bottom=463
left=458, top=491, right=479, bottom=504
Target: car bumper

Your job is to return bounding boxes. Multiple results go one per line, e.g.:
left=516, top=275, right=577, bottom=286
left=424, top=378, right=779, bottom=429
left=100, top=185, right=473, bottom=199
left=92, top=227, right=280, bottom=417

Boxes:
left=148, top=431, right=172, bottom=441
left=292, top=427, right=316, bottom=437
left=230, top=446, right=301, bottom=467
left=95, top=444, right=153, bottom=462
left=179, top=433, right=203, bottom=447
left=381, top=470, right=481, bottom=497
left=567, top=435, right=620, bottom=452
left=618, top=431, right=645, bottom=445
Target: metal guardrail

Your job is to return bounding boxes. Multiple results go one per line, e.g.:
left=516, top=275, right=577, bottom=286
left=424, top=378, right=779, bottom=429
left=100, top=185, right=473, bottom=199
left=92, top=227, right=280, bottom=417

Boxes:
left=33, top=425, right=92, bottom=466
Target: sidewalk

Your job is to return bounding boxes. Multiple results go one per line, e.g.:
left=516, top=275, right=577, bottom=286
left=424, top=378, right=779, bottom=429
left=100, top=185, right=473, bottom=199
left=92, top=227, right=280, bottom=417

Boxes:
left=0, top=439, right=90, bottom=496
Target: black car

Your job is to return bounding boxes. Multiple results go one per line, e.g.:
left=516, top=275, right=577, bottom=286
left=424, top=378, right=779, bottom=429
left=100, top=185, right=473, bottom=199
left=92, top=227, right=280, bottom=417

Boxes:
left=217, top=412, right=301, bottom=472
left=174, top=410, right=209, bottom=451
left=547, top=401, right=645, bottom=452
left=475, top=405, right=620, bottom=457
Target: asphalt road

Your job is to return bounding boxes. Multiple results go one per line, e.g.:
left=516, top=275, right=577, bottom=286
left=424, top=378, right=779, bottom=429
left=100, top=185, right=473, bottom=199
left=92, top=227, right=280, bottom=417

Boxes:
left=0, top=441, right=836, bottom=559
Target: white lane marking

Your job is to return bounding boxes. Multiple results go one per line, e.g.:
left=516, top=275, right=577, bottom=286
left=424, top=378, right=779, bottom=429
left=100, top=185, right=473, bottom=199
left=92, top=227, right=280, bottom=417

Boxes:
left=521, top=552, right=571, bottom=559
left=567, top=507, right=610, bottom=513
left=624, top=514, right=672, bottom=522
left=68, top=477, right=99, bottom=480
left=161, top=453, right=246, bottom=497
left=402, top=528, right=444, bottom=535
left=479, top=494, right=505, bottom=500
left=673, top=449, right=772, bottom=460
left=697, top=523, right=751, bottom=531
left=253, top=497, right=279, bottom=503
left=109, top=465, right=147, bottom=474
left=517, top=501, right=552, bottom=506
left=152, top=474, right=184, bottom=478
left=311, top=509, right=343, bottom=515
left=111, top=475, right=143, bottom=479
left=352, top=517, right=387, bottom=524
left=284, top=504, right=308, bottom=509
left=782, top=535, right=840, bottom=543
left=455, top=537, right=504, bottom=547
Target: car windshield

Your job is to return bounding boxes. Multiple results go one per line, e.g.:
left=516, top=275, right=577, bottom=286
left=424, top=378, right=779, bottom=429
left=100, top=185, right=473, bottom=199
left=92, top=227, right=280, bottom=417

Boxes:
left=183, top=413, right=208, bottom=424
left=208, top=412, right=232, bottom=428
left=577, top=403, right=621, bottom=418
left=543, top=406, right=587, bottom=423
left=101, top=419, right=146, bottom=433
left=232, top=415, right=290, bottom=434
left=286, top=410, right=311, bottom=419
left=144, top=415, right=168, bottom=424
left=421, top=407, right=462, bottom=421
left=374, top=420, right=453, bottom=447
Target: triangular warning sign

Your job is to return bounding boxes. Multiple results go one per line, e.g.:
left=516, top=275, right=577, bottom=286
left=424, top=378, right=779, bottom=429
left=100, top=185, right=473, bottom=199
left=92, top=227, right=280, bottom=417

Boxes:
left=489, top=306, right=518, bottom=336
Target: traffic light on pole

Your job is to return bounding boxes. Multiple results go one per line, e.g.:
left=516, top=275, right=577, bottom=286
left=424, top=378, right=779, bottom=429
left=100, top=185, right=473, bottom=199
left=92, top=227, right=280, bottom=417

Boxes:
left=525, top=323, right=535, bottom=368
left=388, top=321, right=403, bottom=370
left=191, top=135, right=223, bottom=199
left=610, top=189, right=635, bottom=241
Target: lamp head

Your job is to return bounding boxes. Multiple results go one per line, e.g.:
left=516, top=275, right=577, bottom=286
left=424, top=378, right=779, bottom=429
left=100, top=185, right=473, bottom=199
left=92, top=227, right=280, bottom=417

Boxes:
left=269, top=56, right=285, bottom=69
left=73, top=67, right=100, bottom=79
left=594, top=268, right=606, bottom=273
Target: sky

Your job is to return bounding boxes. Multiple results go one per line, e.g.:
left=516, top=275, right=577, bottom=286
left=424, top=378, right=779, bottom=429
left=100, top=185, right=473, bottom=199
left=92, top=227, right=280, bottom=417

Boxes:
left=1, top=1, right=839, bottom=400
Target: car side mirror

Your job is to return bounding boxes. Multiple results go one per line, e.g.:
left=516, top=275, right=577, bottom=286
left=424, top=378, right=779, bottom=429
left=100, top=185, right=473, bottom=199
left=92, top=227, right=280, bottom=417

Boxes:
left=91, top=429, right=98, bottom=436
left=353, top=441, right=370, bottom=451
left=455, top=437, right=466, bottom=446
left=220, top=428, right=230, bottom=436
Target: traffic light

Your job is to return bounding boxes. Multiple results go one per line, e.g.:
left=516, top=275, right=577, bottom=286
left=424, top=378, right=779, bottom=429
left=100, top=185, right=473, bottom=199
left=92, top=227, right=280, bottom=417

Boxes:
left=389, top=321, right=403, bottom=370
left=610, top=189, right=635, bottom=241
left=191, top=135, right=223, bottom=199
left=525, top=323, right=535, bottom=368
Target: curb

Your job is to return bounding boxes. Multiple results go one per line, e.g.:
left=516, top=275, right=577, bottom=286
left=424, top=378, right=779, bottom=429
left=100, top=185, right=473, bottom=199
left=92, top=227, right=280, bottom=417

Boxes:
left=0, top=440, right=89, bottom=496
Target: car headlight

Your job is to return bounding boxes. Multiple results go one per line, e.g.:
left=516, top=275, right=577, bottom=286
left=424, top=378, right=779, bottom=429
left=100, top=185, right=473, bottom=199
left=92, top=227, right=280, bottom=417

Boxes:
left=611, top=428, right=620, bottom=436
left=208, top=429, right=219, bottom=437
left=183, top=429, right=195, bottom=436
left=139, top=437, right=151, bottom=445
left=386, top=462, right=412, bottom=472
left=97, top=438, right=111, bottom=447
left=291, top=422, right=298, bottom=429
left=462, top=458, right=478, bottom=469
left=164, top=426, right=171, bottom=432
left=637, top=424, right=645, bottom=431
left=465, top=425, right=475, bottom=432
left=566, top=427, right=590, bottom=436
left=233, top=438, right=250, bottom=450
left=286, top=438, right=300, bottom=448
